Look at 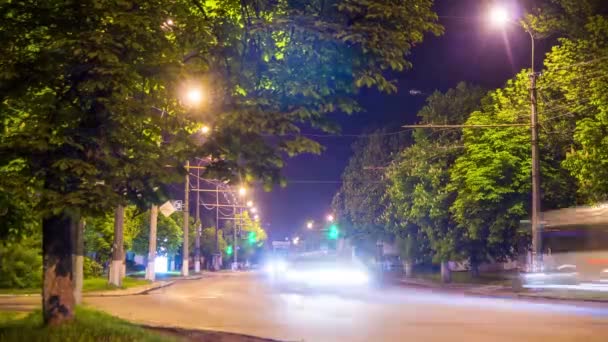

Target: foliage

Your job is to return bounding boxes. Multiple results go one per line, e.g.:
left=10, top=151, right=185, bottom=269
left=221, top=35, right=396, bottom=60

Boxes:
left=0, top=307, right=175, bottom=342
left=83, top=257, right=104, bottom=279
left=84, top=206, right=144, bottom=265
left=223, top=211, right=267, bottom=261
left=0, top=235, right=42, bottom=289
left=333, top=129, right=409, bottom=248
left=386, top=83, right=485, bottom=264
left=525, top=0, right=608, bottom=39
left=546, top=17, right=608, bottom=203
left=131, top=211, right=183, bottom=257
left=195, top=227, right=227, bottom=260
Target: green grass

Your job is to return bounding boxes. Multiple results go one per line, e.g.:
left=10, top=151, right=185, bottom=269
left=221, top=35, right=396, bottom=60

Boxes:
left=0, top=277, right=150, bottom=296
left=0, top=312, right=27, bottom=325
left=0, top=307, right=176, bottom=342
left=417, top=271, right=514, bottom=286
left=81, top=277, right=150, bottom=292
left=0, top=288, right=40, bottom=295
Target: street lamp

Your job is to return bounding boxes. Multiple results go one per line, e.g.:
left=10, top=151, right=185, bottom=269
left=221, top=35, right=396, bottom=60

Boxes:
left=250, top=207, right=257, bottom=214
left=489, top=6, right=509, bottom=27
left=306, top=221, right=314, bottom=229
left=238, top=186, right=247, bottom=197
left=200, top=125, right=210, bottom=135
left=186, top=88, right=203, bottom=106
left=246, top=200, right=253, bottom=208
left=489, top=6, right=542, bottom=272
left=326, top=214, right=334, bottom=223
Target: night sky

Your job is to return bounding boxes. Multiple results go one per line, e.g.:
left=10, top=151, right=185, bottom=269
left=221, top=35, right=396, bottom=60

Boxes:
left=259, top=0, right=552, bottom=240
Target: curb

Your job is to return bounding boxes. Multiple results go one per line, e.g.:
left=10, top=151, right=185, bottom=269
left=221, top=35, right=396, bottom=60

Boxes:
left=142, top=324, right=288, bottom=342
left=513, top=292, right=608, bottom=304
left=84, top=281, right=176, bottom=297
left=0, top=293, right=38, bottom=298
left=399, top=279, right=608, bottom=304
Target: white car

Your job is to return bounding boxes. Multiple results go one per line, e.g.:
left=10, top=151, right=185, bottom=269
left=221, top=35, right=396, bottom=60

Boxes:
left=266, top=253, right=371, bottom=290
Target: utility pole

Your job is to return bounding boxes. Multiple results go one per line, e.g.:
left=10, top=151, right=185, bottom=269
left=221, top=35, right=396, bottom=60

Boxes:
left=195, top=164, right=201, bottom=273
left=528, top=30, right=542, bottom=272
left=182, top=160, right=190, bottom=277
left=233, top=205, right=238, bottom=268
left=215, top=183, right=220, bottom=270
left=146, top=205, right=158, bottom=281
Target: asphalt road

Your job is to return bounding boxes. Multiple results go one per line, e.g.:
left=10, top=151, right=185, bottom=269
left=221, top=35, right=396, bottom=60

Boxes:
left=82, top=272, right=608, bottom=342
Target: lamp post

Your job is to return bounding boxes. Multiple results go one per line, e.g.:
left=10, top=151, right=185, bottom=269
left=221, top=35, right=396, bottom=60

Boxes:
left=490, top=6, right=542, bottom=271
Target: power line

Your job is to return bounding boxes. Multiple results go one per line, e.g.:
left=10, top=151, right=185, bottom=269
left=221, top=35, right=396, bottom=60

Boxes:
left=264, top=128, right=415, bottom=139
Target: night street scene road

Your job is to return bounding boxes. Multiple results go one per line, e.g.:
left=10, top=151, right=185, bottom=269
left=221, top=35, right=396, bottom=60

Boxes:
left=1, top=0, right=608, bottom=341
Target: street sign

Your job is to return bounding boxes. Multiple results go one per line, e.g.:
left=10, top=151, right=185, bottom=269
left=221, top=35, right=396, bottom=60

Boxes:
left=172, top=200, right=183, bottom=211
left=159, top=201, right=176, bottom=217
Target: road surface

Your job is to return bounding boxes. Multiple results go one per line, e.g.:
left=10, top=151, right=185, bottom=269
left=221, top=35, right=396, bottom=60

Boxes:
left=82, top=272, right=608, bottom=342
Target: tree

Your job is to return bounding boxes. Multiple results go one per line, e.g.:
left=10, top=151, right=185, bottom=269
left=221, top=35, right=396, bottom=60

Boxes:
left=385, top=83, right=485, bottom=280
left=448, top=72, right=577, bottom=274
left=84, top=206, right=143, bottom=266
left=132, top=211, right=183, bottom=258
left=546, top=17, right=608, bottom=203
left=0, top=0, right=441, bottom=323
left=223, top=211, right=267, bottom=263
left=333, top=129, right=409, bottom=255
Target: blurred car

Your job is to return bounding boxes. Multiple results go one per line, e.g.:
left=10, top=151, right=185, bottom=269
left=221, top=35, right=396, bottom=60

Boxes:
left=521, top=264, right=580, bottom=286
left=265, top=252, right=371, bottom=290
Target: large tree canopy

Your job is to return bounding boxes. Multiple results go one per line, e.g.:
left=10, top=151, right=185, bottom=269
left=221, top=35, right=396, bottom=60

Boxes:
left=333, top=128, right=409, bottom=250
left=385, top=83, right=486, bottom=268
left=0, top=0, right=442, bottom=323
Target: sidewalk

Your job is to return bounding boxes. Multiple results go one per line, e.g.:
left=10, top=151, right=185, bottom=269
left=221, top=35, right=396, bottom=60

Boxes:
left=399, top=277, right=608, bottom=303
left=84, top=280, right=176, bottom=297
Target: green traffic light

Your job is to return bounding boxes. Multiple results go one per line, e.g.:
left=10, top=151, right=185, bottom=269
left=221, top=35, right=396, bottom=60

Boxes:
left=226, top=245, right=233, bottom=255
left=248, top=231, right=256, bottom=244
left=328, top=224, right=339, bottom=239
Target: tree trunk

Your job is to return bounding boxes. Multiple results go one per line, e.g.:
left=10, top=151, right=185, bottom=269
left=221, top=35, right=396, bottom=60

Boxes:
left=469, top=259, right=480, bottom=279
left=403, top=260, right=414, bottom=278
left=43, top=213, right=76, bottom=325
left=71, top=218, right=85, bottom=305
left=440, top=261, right=451, bottom=284
left=145, top=205, right=158, bottom=281
left=108, top=205, right=125, bottom=287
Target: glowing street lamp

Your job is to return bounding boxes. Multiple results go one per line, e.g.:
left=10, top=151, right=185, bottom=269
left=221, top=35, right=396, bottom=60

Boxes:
left=185, top=87, right=203, bottom=106
left=306, top=221, right=314, bottom=229
left=326, top=214, right=334, bottom=222
left=246, top=200, right=254, bottom=208
left=250, top=207, right=257, bottom=214
left=489, top=6, right=509, bottom=27
left=238, top=186, right=247, bottom=197
left=200, top=125, right=210, bottom=135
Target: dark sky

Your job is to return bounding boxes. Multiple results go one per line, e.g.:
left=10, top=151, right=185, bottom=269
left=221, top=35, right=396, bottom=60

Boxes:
left=259, top=0, right=552, bottom=240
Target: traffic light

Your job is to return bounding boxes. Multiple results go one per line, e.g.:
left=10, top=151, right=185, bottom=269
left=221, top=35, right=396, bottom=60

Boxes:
left=248, top=231, right=257, bottom=244
left=226, top=245, right=233, bottom=255
left=328, top=224, right=339, bottom=240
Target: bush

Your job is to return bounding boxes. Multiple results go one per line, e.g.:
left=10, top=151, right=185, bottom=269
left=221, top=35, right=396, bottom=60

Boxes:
left=83, top=257, right=104, bottom=278
left=0, top=238, right=42, bottom=289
